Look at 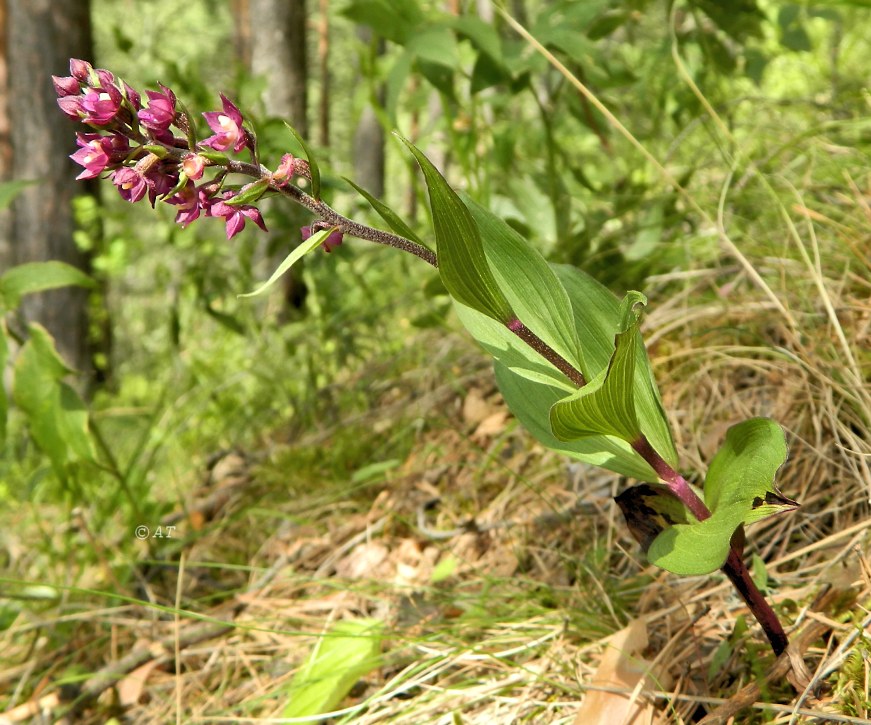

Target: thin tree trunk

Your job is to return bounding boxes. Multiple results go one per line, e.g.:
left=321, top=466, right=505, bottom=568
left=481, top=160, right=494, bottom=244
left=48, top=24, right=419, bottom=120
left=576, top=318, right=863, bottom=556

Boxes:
left=7, top=0, right=94, bottom=377
left=249, top=0, right=308, bottom=136
left=0, top=1, right=11, bottom=270
left=317, top=0, right=330, bottom=148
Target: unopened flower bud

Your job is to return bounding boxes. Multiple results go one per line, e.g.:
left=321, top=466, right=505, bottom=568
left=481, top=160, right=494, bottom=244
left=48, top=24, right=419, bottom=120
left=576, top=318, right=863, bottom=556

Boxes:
left=69, top=58, right=93, bottom=82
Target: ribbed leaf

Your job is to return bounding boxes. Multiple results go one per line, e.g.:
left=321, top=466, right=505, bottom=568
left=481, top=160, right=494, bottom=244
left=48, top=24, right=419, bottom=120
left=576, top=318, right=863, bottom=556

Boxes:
left=549, top=292, right=646, bottom=442
left=648, top=418, right=795, bottom=576
left=464, top=195, right=584, bottom=373
left=397, top=134, right=513, bottom=322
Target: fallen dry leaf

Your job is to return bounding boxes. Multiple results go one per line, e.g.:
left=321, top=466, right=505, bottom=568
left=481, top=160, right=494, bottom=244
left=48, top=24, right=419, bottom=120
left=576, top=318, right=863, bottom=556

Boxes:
left=574, top=618, right=672, bottom=725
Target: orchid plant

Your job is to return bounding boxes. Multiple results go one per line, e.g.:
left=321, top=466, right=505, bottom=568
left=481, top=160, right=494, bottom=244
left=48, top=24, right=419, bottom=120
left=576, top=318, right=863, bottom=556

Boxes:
left=51, top=59, right=800, bottom=658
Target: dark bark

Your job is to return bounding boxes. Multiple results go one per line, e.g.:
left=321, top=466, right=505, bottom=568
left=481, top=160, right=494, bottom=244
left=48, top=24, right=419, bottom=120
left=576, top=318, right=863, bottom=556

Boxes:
left=7, top=0, right=94, bottom=376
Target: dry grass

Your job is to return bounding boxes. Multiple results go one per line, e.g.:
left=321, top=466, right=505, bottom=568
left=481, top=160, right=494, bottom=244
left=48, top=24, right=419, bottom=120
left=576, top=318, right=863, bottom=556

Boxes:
left=3, top=163, right=871, bottom=725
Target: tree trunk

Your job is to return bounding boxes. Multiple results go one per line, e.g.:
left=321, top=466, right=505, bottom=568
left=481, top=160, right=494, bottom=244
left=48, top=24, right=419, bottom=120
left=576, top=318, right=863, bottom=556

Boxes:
left=247, top=0, right=309, bottom=315
left=249, top=0, right=308, bottom=136
left=6, top=0, right=94, bottom=377
left=353, top=30, right=385, bottom=198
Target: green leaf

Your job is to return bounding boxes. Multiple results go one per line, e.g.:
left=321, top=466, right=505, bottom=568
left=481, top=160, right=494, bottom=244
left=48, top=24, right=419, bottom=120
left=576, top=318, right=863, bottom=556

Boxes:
left=647, top=502, right=748, bottom=576
left=224, top=178, right=270, bottom=206
left=12, top=324, right=97, bottom=479
left=464, top=195, right=584, bottom=373
left=238, top=228, right=332, bottom=299
left=554, top=265, right=677, bottom=468
left=397, top=135, right=513, bottom=322
left=0, top=261, right=95, bottom=311
left=282, top=618, right=383, bottom=718
left=340, top=0, right=423, bottom=44
left=0, top=179, right=38, bottom=211
left=409, top=26, right=460, bottom=69
left=343, top=177, right=427, bottom=247
left=284, top=122, right=321, bottom=199
left=549, top=292, right=646, bottom=442
left=648, top=418, right=795, bottom=576
left=704, top=418, right=789, bottom=513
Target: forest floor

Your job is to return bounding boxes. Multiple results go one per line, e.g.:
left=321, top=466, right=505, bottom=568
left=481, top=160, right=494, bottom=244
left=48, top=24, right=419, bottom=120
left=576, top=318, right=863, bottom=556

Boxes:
left=4, top=264, right=870, bottom=724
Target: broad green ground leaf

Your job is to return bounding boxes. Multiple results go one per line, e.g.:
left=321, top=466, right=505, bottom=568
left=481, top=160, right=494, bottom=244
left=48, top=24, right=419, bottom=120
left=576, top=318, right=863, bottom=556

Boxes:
left=549, top=292, right=646, bottom=442
left=0, top=261, right=94, bottom=310
left=463, top=194, right=584, bottom=374
left=238, top=228, right=332, bottom=298
left=398, top=135, right=513, bottom=322
left=282, top=618, right=383, bottom=718
left=12, top=324, right=96, bottom=478
left=704, top=418, right=789, bottom=512
left=343, top=177, right=427, bottom=247
left=284, top=122, right=321, bottom=199
left=648, top=503, right=748, bottom=575
left=648, top=418, right=795, bottom=576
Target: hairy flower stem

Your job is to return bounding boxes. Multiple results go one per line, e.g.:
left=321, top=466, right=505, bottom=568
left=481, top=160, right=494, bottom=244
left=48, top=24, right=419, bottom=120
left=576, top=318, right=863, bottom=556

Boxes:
left=508, top=321, right=587, bottom=387
left=220, top=158, right=439, bottom=266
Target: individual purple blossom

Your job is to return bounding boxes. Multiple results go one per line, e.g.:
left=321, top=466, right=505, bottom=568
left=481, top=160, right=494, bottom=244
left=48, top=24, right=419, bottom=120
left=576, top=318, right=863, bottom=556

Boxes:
left=79, top=85, right=123, bottom=126
left=123, top=82, right=141, bottom=111
left=166, top=180, right=213, bottom=228
left=138, top=84, right=176, bottom=132
left=57, top=94, right=85, bottom=120
left=182, top=154, right=206, bottom=181
left=69, top=132, right=128, bottom=180
left=271, top=153, right=296, bottom=187
left=201, top=94, right=246, bottom=153
left=302, top=225, right=344, bottom=253
left=111, top=167, right=148, bottom=203
left=52, top=74, right=81, bottom=97
left=144, top=163, right=179, bottom=207
left=69, top=58, right=93, bottom=83
left=210, top=192, right=267, bottom=239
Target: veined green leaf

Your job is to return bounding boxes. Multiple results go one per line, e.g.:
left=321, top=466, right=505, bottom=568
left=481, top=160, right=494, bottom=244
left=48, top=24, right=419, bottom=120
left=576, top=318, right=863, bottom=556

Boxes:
left=284, top=122, right=321, bottom=199
left=648, top=418, right=795, bottom=576
left=0, top=261, right=95, bottom=311
left=554, top=265, right=677, bottom=467
left=464, top=195, right=584, bottom=373
left=224, top=178, right=270, bottom=206
left=282, top=618, right=383, bottom=718
left=12, top=324, right=96, bottom=479
left=647, top=502, right=748, bottom=576
left=238, top=228, right=332, bottom=299
left=397, top=134, right=513, bottom=322
left=704, top=418, right=789, bottom=512
left=549, top=292, right=646, bottom=442
left=343, top=177, right=427, bottom=247
left=496, top=359, right=658, bottom=479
